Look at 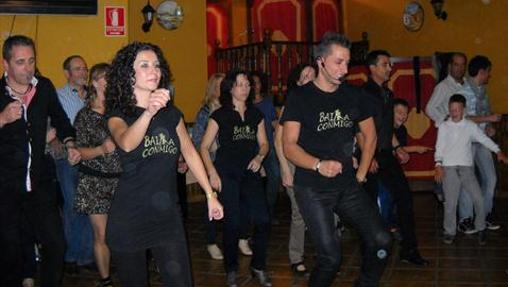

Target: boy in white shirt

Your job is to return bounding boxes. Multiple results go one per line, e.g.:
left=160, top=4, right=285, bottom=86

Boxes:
left=434, top=94, right=508, bottom=245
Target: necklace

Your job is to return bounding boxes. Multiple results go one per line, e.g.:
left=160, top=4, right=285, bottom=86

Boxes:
left=8, top=84, right=32, bottom=96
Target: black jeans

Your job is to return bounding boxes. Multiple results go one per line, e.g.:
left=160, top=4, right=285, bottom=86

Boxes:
left=294, top=181, right=391, bottom=287
left=365, top=151, right=418, bottom=253
left=0, top=189, right=23, bottom=287
left=0, top=179, right=66, bottom=287
left=217, top=166, right=270, bottom=272
left=112, top=242, right=192, bottom=287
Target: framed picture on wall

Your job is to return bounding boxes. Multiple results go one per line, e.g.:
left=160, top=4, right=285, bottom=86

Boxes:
left=0, top=0, right=97, bottom=15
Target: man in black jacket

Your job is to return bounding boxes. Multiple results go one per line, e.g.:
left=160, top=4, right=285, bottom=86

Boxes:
left=0, top=35, right=81, bottom=287
left=361, top=50, right=429, bottom=266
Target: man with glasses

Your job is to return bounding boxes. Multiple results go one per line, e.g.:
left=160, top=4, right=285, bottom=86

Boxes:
left=360, top=50, right=429, bottom=266
left=54, top=55, right=94, bottom=274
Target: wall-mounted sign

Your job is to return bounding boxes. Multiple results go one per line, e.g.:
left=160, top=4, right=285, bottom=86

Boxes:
left=105, top=6, right=126, bottom=36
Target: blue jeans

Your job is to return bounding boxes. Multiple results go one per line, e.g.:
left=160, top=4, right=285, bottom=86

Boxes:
left=263, top=146, right=281, bottom=217
left=458, top=143, right=497, bottom=220
left=55, top=159, right=93, bottom=265
left=216, top=166, right=270, bottom=272
left=294, top=181, right=391, bottom=287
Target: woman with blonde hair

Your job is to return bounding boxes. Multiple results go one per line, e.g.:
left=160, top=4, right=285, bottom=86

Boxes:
left=74, top=63, right=121, bottom=287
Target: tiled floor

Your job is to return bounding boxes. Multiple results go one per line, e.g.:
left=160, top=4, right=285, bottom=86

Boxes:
left=62, top=191, right=508, bottom=286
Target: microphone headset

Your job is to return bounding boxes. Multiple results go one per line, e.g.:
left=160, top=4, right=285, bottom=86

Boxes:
left=319, top=57, right=347, bottom=83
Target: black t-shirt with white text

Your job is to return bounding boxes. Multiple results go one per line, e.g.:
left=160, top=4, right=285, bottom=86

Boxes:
left=280, top=81, right=373, bottom=189
left=106, top=105, right=186, bottom=251
left=211, top=106, right=263, bottom=169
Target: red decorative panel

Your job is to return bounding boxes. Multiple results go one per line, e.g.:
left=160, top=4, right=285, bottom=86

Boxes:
left=252, top=0, right=306, bottom=42
left=313, top=0, right=341, bottom=41
left=207, top=3, right=229, bottom=76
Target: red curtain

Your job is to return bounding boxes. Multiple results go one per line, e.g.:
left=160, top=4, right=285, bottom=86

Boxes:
left=347, top=59, right=437, bottom=180
left=206, top=3, right=229, bottom=76
left=251, top=0, right=306, bottom=42
left=313, top=0, right=341, bottom=41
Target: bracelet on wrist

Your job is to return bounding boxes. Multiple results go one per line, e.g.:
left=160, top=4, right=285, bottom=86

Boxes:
left=314, top=159, right=321, bottom=172
left=205, top=191, right=218, bottom=200
left=393, top=145, right=401, bottom=151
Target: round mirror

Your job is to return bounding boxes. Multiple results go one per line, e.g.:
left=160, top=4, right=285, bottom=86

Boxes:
left=402, top=2, right=424, bottom=32
left=156, top=0, right=184, bottom=30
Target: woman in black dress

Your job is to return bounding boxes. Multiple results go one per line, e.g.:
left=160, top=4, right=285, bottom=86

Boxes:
left=105, top=42, right=223, bottom=287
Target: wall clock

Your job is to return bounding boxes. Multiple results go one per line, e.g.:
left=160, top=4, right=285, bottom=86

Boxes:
left=403, top=2, right=424, bottom=32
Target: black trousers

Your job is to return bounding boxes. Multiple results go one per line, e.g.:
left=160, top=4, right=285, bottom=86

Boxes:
left=112, top=242, right=193, bottom=287
left=294, top=180, right=391, bottom=287
left=0, top=188, right=23, bottom=287
left=0, top=179, right=66, bottom=287
left=217, top=167, right=271, bottom=272
left=365, top=150, right=418, bottom=253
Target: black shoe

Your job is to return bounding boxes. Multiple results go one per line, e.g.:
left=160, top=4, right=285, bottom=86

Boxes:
left=78, top=263, right=97, bottom=273
left=486, top=213, right=501, bottom=230
left=400, top=249, right=429, bottom=266
left=250, top=267, right=272, bottom=287
left=65, top=262, right=79, bottom=276
left=442, top=234, right=455, bottom=245
left=389, top=227, right=403, bottom=243
left=291, top=262, right=308, bottom=276
left=478, top=229, right=487, bottom=246
left=271, top=218, right=280, bottom=225
left=97, top=276, right=113, bottom=287
left=226, top=271, right=237, bottom=287
left=457, top=217, right=477, bottom=234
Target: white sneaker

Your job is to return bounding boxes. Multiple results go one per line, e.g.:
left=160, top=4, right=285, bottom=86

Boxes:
left=207, top=244, right=224, bottom=260
left=238, top=239, right=253, bottom=256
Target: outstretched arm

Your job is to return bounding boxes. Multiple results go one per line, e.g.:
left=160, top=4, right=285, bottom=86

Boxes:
left=177, top=119, right=223, bottom=221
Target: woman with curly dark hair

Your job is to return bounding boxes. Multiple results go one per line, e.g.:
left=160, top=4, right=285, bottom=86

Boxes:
left=105, top=42, right=223, bottom=287
left=200, top=70, right=272, bottom=287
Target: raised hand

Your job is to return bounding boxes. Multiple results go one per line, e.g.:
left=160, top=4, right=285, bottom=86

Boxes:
left=146, top=89, right=170, bottom=116
left=0, top=101, right=23, bottom=126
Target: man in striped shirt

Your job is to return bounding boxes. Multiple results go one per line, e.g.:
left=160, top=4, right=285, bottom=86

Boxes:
left=55, top=55, right=94, bottom=273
